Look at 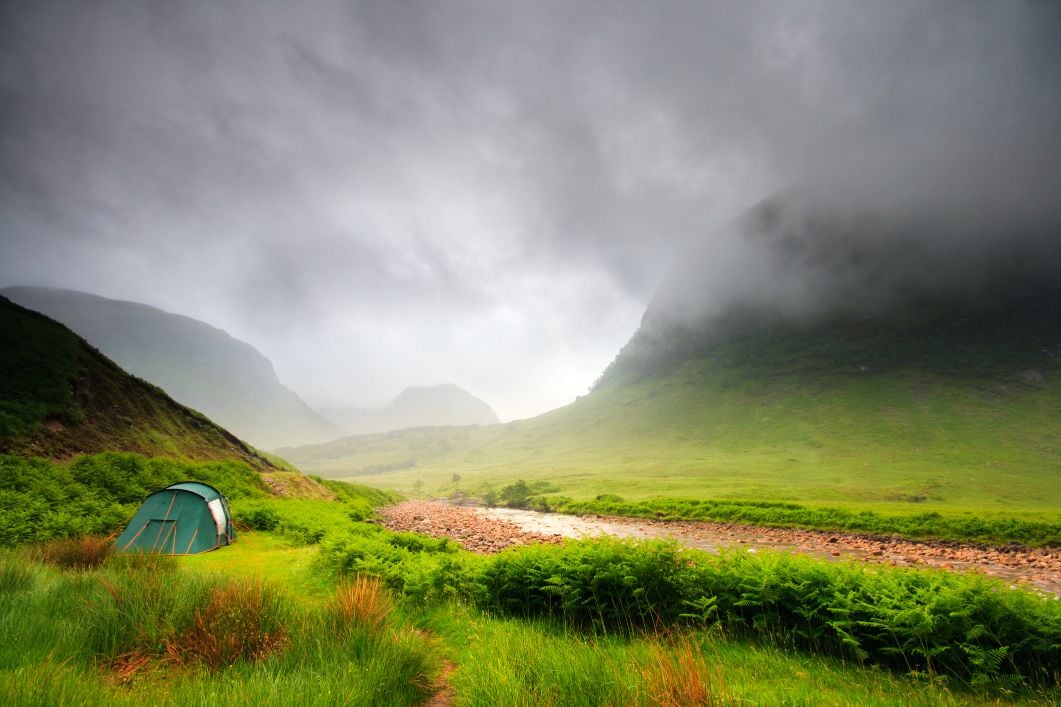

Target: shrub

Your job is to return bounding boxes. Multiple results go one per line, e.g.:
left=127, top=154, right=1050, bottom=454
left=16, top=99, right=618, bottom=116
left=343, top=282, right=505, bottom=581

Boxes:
left=482, top=538, right=690, bottom=631
left=319, top=528, right=486, bottom=605
left=236, top=506, right=281, bottom=531
left=165, top=579, right=289, bottom=671
left=329, top=576, right=393, bottom=636
left=478, top=538, right=1061, bottom=688
left=32, top=535, right=114, bottom=570
left=641, top=634, right=728, bottom=706
left=499, top=480, right=532, bottom=508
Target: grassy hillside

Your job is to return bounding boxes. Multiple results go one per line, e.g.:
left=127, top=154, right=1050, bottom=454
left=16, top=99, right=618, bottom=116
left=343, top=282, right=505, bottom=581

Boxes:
left=0, top=296, right=278, bottom=468
left=3, top=287, right=339, bottom=449
left=285, top=293, right=1061, bottom=525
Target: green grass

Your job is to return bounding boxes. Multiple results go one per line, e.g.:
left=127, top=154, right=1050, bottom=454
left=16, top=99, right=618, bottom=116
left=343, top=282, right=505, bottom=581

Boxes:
left=281, top=295, right=1061, bottom=535
left=0, top=550, right=438, bottom=706
left=297, top=365, right=1060, bottom=515
left=281, top=306, right=1061, bottom=544
left=423, top=607, right=1027, bottom=706
left=0, top=296, right=276, bottom=467
left=3, top=490, right=1057, bottom=705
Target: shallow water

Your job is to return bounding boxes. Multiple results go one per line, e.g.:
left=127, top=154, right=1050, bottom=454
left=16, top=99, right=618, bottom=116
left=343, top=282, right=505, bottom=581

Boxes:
left=475, top=506, right=1061, bottom=596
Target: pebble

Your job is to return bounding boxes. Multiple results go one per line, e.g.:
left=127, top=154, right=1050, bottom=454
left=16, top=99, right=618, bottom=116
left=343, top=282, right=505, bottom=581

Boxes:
left=379, top=501, right=1061, bottom=596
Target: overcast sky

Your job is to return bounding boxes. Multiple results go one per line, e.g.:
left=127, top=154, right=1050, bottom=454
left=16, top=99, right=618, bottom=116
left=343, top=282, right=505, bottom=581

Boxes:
left=2, top=1, right=1059, bottom=420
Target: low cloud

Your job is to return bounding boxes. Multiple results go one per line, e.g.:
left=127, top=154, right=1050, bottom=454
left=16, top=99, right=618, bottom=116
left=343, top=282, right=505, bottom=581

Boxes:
left=2, top=1, right=1058, bottom=419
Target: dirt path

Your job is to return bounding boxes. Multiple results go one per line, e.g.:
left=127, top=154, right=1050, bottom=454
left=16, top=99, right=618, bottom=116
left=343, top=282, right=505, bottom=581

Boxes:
left=379, top=501, right=1061, bottom=596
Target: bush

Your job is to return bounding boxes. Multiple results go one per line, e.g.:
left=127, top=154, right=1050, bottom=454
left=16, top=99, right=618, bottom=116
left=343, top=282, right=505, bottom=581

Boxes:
left=478, top=538, right=1061, bottom=688
left=329, top=576, right=393, bottom=636
left=236, top=507, right=281, bottom=531
left=0, top=453, right=270, bottom=546
left=319, top=528, right=486, bottom=605
left=31, top=535, right=114, bottom=570
left=483, top=539, right=690, bottom=631
left=165, top=579, right=289, bottom=671
left=499, top=480, right=533, bottom=508
left=84, top=567, right=291, bottom=674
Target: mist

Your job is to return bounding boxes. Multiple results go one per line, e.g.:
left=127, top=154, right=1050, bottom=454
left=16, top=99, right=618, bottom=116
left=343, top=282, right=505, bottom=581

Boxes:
left=1, top=1, right=1058, bottom=420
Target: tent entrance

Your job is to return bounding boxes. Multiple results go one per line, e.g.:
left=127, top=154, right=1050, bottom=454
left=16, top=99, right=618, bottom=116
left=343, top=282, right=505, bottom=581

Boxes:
left=144, top=519, right=178, bottom=552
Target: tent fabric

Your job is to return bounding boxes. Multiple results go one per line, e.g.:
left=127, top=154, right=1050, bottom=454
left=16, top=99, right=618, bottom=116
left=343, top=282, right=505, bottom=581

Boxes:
left=116, top=481, right=236, bottom=555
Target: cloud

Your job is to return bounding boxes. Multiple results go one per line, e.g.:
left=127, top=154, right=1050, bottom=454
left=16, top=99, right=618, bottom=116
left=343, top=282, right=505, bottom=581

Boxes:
left=1, top=0, right=1058, bottom=419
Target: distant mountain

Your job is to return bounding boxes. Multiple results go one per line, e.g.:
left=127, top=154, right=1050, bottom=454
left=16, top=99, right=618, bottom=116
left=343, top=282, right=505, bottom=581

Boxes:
left=319, top=384, right=500, bottom=436
left=2, top=287, right=338, bottom=449
left=0, top=295, right=278, bottom=468
left=598, top=193, right=1061, bottom=386
left=282, top=199, right=1061, bottom=516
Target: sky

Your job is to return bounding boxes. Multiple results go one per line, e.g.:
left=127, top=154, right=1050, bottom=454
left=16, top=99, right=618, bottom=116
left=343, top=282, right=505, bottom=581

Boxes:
left=2, top=1, right=1059, bottom=421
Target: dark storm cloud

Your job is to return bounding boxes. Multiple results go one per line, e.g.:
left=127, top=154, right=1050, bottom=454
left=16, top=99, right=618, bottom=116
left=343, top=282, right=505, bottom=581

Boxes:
left=1, top=0, right=1058, bottom=418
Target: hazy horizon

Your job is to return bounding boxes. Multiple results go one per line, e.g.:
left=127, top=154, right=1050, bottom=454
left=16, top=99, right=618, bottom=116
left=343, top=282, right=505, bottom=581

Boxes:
left=2, top=1, right=1058, bottom=421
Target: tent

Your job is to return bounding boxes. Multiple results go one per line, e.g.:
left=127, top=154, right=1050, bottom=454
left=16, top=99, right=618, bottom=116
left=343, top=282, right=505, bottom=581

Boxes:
left=116, top=481, right=236, bottom=554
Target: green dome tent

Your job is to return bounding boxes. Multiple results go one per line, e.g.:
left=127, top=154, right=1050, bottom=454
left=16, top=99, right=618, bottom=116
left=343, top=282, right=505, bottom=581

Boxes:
left=116, top=482, right=236, bottom=555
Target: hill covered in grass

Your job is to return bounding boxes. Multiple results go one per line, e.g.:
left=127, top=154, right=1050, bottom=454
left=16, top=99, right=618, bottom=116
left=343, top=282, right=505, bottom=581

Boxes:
left=2, top=287, right=338, bottom=449
left=0, top=295, right=278, bottom=468
left=284, top=201, right=1061, bottom=525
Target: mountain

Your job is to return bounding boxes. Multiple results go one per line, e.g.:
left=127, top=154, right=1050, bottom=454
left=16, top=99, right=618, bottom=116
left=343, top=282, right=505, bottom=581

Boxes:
left=2, top=287, right=338, bottom=450
left=0, top=295, right=278, bottom=468
left=318, top=384, right=500, bottom=435
left=281, top=200, right=1061, bottom=518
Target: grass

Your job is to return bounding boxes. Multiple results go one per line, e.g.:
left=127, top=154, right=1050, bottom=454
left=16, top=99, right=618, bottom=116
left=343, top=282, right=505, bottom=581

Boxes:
left=0, top=545, right=439, bottom=706
left=422, top=605, right=1044, bottom=706
left=280, top=295, right=1061, bottom=541
left=296, top=365, right=1061, bottom=517
left=1, top=450, right=1057, bottom=704
left=3, top=514, right=1057, bottom=704
left=0, top=296, right=276, bottom=468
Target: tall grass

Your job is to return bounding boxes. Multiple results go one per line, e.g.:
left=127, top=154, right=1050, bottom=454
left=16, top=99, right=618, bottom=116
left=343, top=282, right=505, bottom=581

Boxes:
left=478, top=538, right=1061, bottom=689
left=31, top=535, right=114, bottom=570
left=330, top=576, right=393, bottom=635
left=641, top=633, right=727, bottom=706
left=0, top=552, right=439, bottom=705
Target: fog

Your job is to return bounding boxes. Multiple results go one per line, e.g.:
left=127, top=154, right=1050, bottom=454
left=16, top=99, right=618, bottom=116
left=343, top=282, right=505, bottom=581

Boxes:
left=2, top=1, right=1058, bottom=420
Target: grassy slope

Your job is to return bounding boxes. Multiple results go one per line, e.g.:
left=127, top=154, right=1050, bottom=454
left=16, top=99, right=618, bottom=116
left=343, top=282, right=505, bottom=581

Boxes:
left=0, top=296, right=277, bottom=469
left=287, top=296, right=1061, bottom=522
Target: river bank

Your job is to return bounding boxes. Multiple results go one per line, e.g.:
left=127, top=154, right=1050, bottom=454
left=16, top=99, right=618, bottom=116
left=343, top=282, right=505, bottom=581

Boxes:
left=378, top=500, right=1061, bottom=595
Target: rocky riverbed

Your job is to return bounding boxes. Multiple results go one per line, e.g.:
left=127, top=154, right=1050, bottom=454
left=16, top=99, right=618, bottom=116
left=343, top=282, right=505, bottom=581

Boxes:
left=379, top=500, right=1061, bottom=596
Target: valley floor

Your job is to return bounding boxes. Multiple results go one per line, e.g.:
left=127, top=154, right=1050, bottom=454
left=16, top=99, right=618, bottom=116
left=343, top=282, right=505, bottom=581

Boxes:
left=380, top=501, right=1061, bottom=595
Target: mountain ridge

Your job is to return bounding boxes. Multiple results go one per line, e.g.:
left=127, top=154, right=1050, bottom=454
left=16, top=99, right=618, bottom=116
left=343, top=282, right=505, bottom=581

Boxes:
left=318, top=383, right=500, bottom=436
left=0, top=295, right=279, bottom=468
left=2, top=286, right=338, bottom=450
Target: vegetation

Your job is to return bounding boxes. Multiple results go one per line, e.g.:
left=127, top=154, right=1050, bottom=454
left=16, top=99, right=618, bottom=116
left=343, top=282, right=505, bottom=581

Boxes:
left=534, top=496, right=1061, bottom=546
left=282, top=295, right=1061, bottom=548
left=1, top=460, right=1057, bottom=704
left=0, top=453, right=272, bottom=545
left=0, top=551, right=438, bottom=705
left=0, top=296, right=277, bottom=467
left=480, top=539, right=1060, bottom=689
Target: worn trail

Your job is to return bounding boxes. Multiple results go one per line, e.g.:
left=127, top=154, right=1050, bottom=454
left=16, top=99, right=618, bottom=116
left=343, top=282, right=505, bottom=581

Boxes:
left=379, top=501, right=1061, bottom=595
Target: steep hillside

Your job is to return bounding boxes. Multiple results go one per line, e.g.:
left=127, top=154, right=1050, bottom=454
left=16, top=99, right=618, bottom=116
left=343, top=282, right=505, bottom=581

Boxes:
left=3, top=287, right=338, bottom=449
left=0, top=295, right=278, bottom=468
left=319, top=383, right=500, bottom=436
left=285, top=203, right=1061, bottom=519
left=285, top=295, right=1061, bottom=517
